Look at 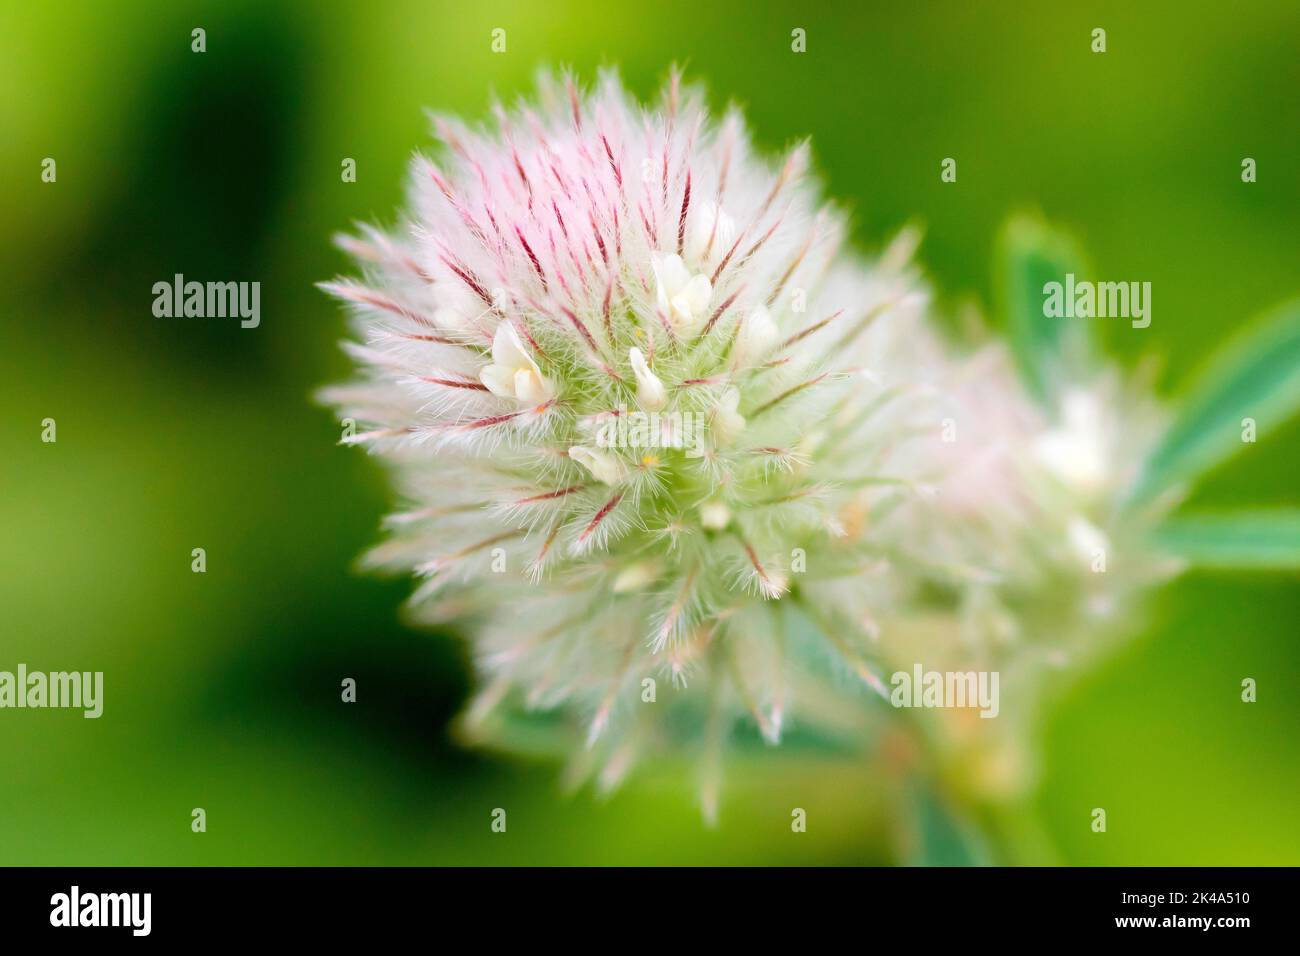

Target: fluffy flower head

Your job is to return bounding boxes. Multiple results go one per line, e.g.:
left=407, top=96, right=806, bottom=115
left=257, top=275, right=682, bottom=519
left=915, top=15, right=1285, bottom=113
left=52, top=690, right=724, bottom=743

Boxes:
left=319, top=70, right=1157, bottom=814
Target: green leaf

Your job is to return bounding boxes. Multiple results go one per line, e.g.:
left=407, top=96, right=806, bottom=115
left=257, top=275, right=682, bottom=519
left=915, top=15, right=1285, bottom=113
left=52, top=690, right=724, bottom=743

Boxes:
left=1131, top=299, right=1300, bottom=504
left=995, top=214, right=1093, bottom=407
left=905, top=782, right=992, bottom=867
left=1152, top=510, right=1300, bottom=570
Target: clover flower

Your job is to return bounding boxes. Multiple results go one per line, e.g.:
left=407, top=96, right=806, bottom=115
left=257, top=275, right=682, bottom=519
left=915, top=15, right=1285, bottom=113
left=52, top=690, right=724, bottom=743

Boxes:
left=320, top=71, right=1298, bottom=827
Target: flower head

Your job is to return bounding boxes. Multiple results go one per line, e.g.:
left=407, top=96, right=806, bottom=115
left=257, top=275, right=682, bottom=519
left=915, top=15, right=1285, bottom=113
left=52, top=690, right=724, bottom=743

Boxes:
left=319, top=70, right=1163, bottom=815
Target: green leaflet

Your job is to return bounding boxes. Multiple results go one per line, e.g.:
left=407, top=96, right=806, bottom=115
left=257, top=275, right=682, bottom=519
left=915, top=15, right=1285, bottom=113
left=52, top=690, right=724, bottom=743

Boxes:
left=1152, top=510, right=1300, bottom=570
left=1130, top=299, right=1300, bottom=504
left=995, top=214, right=1093, bottom=408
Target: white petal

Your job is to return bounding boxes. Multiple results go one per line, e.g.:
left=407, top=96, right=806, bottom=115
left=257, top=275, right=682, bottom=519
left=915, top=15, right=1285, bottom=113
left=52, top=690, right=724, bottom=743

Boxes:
left=654, top=253, right=691, bottom=296
left=612, top=560, right=660, bottom=593
left=480, top=364, right=517, bottom=398
left=734, top=305, right=779, bottom=366
left=491, top=322, right=529, bottom=368
left=434, top=307, right=469, bottom=331
left=687, top=202, right=735, bottom=262
left=1035, top=418, right=1105, bottom=494
left=569, top=445, right=626, bottom=484
left=699, top=500, right=731, bottom=530
left=714, top=410, right=746, bottom=445
left=514, top=369, right=542, bottom=404
left=713, top=388, right=746, bottom=445
left=682, top=274, right=713, bottom=318
left=669, top=292, right=697, bottom=332
left=654, top=254, right=693, bottom=316
left=628, top=347, right=667, bottom=411
left=433, top=284, right=482, bottom=330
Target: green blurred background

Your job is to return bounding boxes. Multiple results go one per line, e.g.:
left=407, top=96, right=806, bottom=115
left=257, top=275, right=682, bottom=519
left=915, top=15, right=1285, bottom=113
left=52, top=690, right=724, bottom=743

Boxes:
left=2, top=0, right=1297, bottom=865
